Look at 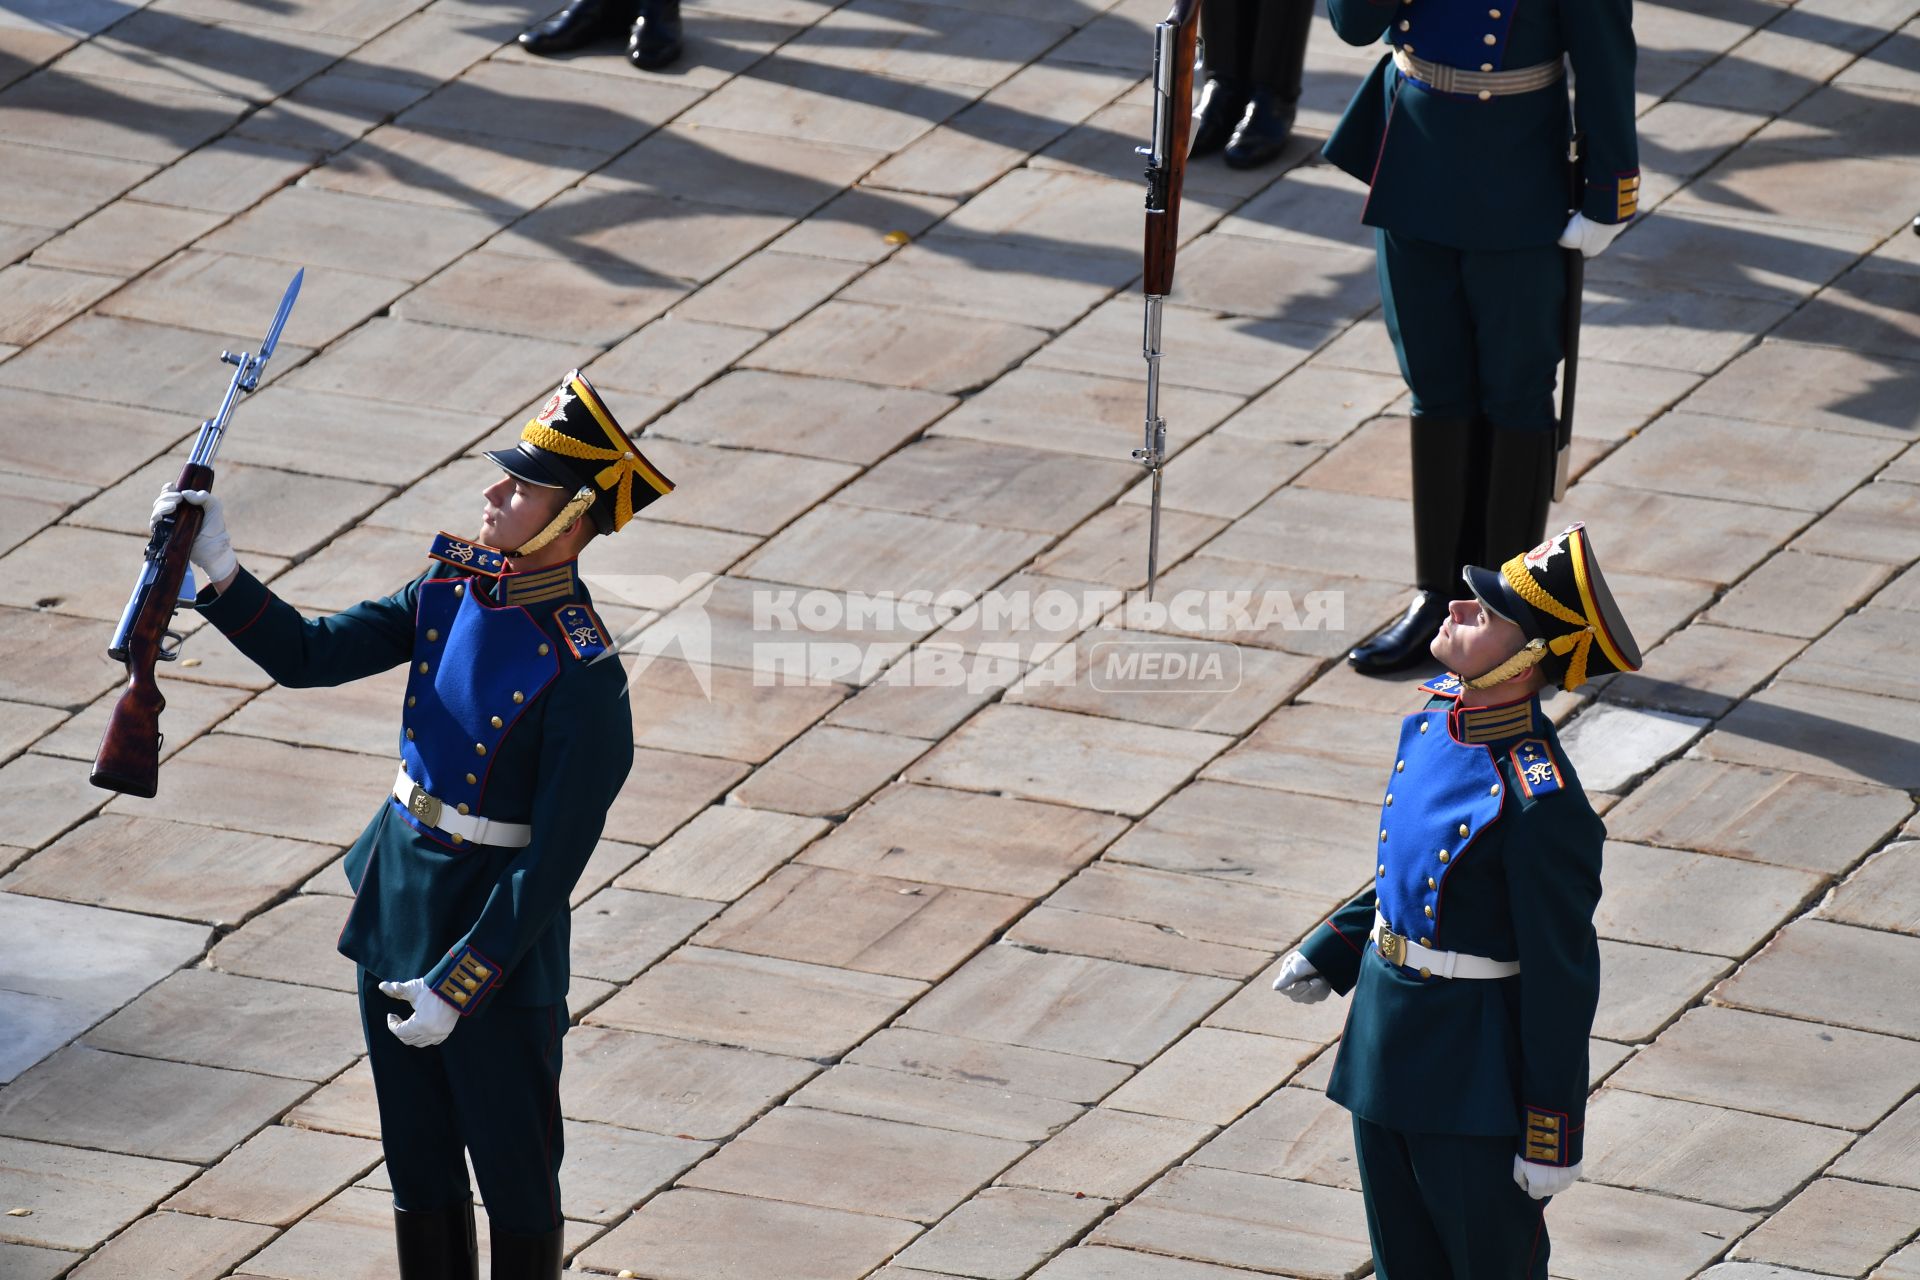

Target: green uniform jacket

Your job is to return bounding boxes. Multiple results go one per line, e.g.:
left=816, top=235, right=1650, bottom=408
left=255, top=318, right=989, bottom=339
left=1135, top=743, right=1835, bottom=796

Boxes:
left=1323, top=0, right=1639, bottom=250
left=1299, top=680, right=1605, bottom=1167
left=196, top=553, right=633, bottom=1018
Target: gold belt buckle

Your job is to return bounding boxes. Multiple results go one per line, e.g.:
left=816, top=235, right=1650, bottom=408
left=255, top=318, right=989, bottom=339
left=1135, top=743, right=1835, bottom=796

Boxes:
left=1376, top=923, right=1406, bottom=968
left=405, top=781, right=443, bottom=828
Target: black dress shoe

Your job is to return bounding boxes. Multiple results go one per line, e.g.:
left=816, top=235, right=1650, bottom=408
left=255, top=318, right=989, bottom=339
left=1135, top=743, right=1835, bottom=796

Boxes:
left=394, top=1203, right=478, bottom=1280
left=1190, top=77, right=1248, bottom=159
left=519, top=0, right=641, bottom=55
left=1223, top=86, right=1297, bottom=169
left=627, top=0, right=683, bottom=70
left=489, top=1226, right=564, bottom=1280
left=1348, top=590, right=1451, bottom=674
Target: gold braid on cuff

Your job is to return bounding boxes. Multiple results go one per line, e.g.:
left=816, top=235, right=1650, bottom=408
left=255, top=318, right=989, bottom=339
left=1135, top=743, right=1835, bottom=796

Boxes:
left=513, top=486, right=596, bottom=557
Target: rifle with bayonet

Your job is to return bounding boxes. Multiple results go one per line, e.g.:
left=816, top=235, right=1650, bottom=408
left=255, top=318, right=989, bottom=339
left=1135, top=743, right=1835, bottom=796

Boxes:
left=1133, top=0, right=1201, bottom=600
left=91, top=268, right=304, bottom=798
left=1554, top=133, right=1584, bottom=502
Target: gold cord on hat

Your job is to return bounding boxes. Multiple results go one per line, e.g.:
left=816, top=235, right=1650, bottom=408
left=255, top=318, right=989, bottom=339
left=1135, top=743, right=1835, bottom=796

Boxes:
left=512, top=486, right=595, bottom=557
left=1501, top=558, right=1598, bottom=689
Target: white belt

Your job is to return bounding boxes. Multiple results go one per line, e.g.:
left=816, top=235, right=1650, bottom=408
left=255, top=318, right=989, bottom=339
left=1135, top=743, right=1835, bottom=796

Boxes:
left=1392, top=47, right=1565, bottom=97
left=1374, top=912, right=1519, bottom=980
left=393, top=767, right=532, bottom=848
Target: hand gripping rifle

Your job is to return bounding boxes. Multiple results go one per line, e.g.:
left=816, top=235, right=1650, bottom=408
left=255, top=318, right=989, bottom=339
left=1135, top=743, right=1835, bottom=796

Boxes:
left=91, top=268, right=304, bottom=798
left=1132, top=0, right=1200, bottom=600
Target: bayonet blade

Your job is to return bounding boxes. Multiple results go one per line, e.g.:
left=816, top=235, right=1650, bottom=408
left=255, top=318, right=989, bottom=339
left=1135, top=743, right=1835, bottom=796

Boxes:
left=256, top=268, right=303, bottom=365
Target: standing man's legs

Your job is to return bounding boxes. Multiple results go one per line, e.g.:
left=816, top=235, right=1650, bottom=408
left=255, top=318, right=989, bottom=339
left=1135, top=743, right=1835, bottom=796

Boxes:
left=361, top=970, right=480, bottom=1280
left=445, top=997, right=569, bottom=1277
left=1462, top=242, right=1567, bottom=567
left=1352, top=1116, right=1551, bottom=1280
left=1349, top=229, right=1483, bottom=674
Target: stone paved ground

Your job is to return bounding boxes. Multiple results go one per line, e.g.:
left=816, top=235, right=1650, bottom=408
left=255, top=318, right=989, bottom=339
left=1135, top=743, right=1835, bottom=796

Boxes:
left=1, top=0, right=1918, bottom=1275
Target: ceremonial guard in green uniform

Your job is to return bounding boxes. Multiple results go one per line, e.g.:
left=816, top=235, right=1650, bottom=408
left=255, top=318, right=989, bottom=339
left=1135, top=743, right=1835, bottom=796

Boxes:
left=1272, top=523, right=1640, bottom=1278
left=152, top=372, right=675, bottom=1279
left=1327, top=0, right=1642, bottom=673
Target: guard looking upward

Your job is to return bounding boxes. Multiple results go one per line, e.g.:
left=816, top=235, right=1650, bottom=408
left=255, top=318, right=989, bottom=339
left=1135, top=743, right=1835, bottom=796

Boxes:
left=1273, top=524, right=1640, bottom=1279
left=152, top=371, right=674, bottom=1280
left=1327, top=0, right=1640, bottom=673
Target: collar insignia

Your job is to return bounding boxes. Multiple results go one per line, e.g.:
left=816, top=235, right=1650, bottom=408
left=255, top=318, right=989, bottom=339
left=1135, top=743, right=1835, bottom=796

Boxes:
left=1511, top=738, right=1564, bottom=796
left=1422, top=673, right=1463, bottom=698
left=427, top=532, right=507, bottom=577
left=555, top=604, right=608, bottom=661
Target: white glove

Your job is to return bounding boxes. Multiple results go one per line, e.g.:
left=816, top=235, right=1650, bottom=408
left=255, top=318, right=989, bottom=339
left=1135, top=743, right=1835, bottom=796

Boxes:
left=1513, top=1155, right=1581, bottom=1200
left=150, top=485, right=238, bottom=584
left=1558, top=212, right=1629, bottom=259
left=380, top=977, right=460, bottom=1048
left=1271, top=951, right=1331, bottom=1004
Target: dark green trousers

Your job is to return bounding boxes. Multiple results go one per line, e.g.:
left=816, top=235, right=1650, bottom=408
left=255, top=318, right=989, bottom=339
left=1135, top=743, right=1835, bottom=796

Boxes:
left=1376, top=229, right=1567, bottom=433
left=1352, top=1115, right=1550, bottom=1280
left=359, top=969, right=567, bottom=1235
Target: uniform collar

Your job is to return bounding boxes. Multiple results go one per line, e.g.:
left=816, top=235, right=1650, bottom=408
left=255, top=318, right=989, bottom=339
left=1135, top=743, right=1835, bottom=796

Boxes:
left=1449, top=692, right=1540, bottom=745
left=493, top=559, right=581, bottom=608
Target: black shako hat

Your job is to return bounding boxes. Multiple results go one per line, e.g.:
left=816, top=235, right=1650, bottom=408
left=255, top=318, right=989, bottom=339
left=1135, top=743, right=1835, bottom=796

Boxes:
left=1462, top=522, right=1641, bottom=691
left=484, top=370, right=674, bottom=536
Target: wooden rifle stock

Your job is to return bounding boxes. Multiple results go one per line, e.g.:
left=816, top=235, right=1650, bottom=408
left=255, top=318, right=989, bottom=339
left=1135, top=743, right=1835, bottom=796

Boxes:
left=1143, top=0, right=1200, bottom=297
left=90, top=461, right=214, bottom=798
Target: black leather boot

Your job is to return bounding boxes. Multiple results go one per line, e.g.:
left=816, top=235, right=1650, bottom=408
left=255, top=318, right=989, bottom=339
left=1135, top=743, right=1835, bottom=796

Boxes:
left=490, top=1225, right=564, bottom=1280
left=1479, top=425, right=1558, bottom=567
left=1224, top=0, right=1313, bottom=168
left=1349, top=416, right=1477, bottom=674
left=518, top=0, right=641, bottom=55
left=1190, top=77, right=1248, bottom=158
left=394, top=1203, right=479, bottom=1280
left=627, top=0, right=683, bottom=70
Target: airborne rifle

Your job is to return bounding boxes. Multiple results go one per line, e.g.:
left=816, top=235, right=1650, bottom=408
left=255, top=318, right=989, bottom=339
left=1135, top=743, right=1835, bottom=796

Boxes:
left=1133, top=0, right=1200, bottom=599
left=91, top=268, right=304, bottom=798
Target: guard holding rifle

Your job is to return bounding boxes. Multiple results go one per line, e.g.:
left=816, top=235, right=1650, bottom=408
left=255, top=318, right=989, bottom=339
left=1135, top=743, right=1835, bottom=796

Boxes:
left=1330, top=0, right=1641, bottom=674
left=1275, top=523, right=1640, bottom=1279
left=153, top=371, right=673, bottom=1280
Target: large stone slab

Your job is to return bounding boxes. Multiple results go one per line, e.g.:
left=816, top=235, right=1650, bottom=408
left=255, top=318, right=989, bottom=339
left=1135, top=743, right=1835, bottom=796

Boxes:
left=1714, top=917, right=1920, bottom=1039
left=0, top=1046, right=309, bottom=1163
left=1033, top=1248, right=1286, bottom=1280
left=114, top=733, right=393, bottom=847
left=563, top=1025, right=819, bottom=1141
left=790, top=1061, right=1081, bottom=1143
left=1698, top=680, right=1920, bottom=790
left=908, top=704, right=1226, bottom=816
left=616, top=805, right=830, bottom=901
left=1187, top=1087, right=1361, bottom=1192
left=1043, top=863, right=1331, bottom=958
left=1005, top=904, right=1271, bottom=981
left=1830, top=1094, right=1920, bottom=1191
left=1793, top=481, right=1920, bottom=567
left=605, top=747, right=751, bottom=848
left=1582, top=1089, right=1854, bottom=1213
left=1559, top=704, right=1709, bottom=793
left=901, top=946, right=1236, bottom=1066
left=1595, top=841, right=1824, bottom=958
left=60, top=1209, right=275, bottom=1279
left=1710, top=552, right=1896, bottom=641
left=730, top=725, right=928, bottom=818
left=626, top=656, right=846, bottom=764
left=575, top=1187, right=920, bottom=1280
left=1004, top=1107, right=1214, bottom=1201
left=236, top=1184, right=402, bottom=1280
left=1823, top=841, right=1920, bottom=936
left=1547, top=1180, right=1757, bottom=1280
left=698, top=863, right=1023, bottom=981
left=1203, top=704, right=1409, bottom=805
left=1106, top=780, right=1376, bottom=906
left=655, top=369, right=954, bottom=465
left=85, top=968, right=360, bottom=1081
left=0, top=71, right=248, bottom=164
left=165, top=1124, right=382, bottom=1227
left=566, top=887, right=717, bottom=984
left=1604, top=758, right=1911, bottom=876
left=1603, top=623, right=1805, bottom=719
left=493, top=187, right=791, bottom=284
left=747, top=300, right=1049, bottom=395
left=284, top=317, right=586, bottom=416
left=838, top=437, right=1138, bottom=536
left=1731, top=1177, right=1920, bottom=1276
left=1103, top=1028, right=1317, bottom=1128
left=553, top=1118, right=713, bottom=1224
left=1091, top=1165, right=1372, bottom=1279
left=282, top=1060, right=377, bottom=1141
left=102, top=249, right=407, bottom=351
left=394, top=250, right=683, bottom=345
left=894, top=1185, right=1112, bottom=1280
left=846, top=1027, right=1133, bottom=1107
left=738, top=503, right=1050, bottom=597
left=0, top=891, right=211, bottom=1083
left=200, top=186, right=505, bottom=283
left=1608, top=1006, right=1920, bottom=1129
left=597, top=122, right=880, bottom=217
left=931, top=365, right=1242, bottom=462
left=1785, top=607, right=1920, bottom=704
left=1685, top=341, right=1920, bottom=441
left=682, top=1105, right=1026, bottom=1223
left=4, top=815, right=335, bottom=929
left=587, top=946, right=925, bottom=1059
left=208, top=895, right=354, bottom=993
left=1009, top=627, right=1318, bottom=736
left=0, top=1135, right=196, bottom=1253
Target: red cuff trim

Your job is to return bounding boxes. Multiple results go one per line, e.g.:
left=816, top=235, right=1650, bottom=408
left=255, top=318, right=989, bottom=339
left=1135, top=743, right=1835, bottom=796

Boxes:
left=1325, top=919, right=1365, bottom=957
left=225, top=594, right=273, bottom=640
